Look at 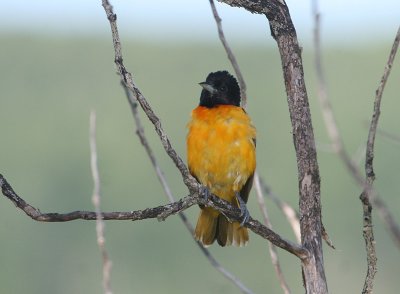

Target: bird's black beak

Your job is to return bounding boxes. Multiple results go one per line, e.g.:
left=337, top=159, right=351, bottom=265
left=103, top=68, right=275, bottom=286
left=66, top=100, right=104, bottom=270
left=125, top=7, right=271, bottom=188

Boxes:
left=199, top=82, right=217, bottom=94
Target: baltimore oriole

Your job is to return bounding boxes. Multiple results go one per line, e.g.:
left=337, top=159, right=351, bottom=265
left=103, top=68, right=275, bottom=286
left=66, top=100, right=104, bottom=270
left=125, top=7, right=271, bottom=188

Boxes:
left=187, top=71, right=256, bottom=247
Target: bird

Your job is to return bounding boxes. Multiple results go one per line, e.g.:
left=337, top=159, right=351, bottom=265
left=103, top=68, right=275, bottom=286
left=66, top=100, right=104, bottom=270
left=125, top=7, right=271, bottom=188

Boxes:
left=187, top=70, right=256, bottom=247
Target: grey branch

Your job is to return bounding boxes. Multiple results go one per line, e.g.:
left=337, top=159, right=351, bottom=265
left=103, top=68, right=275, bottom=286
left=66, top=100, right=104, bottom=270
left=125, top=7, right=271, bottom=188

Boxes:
left=361, top=26, right=400, bottom=294
left=218, top=0, right=327, bottom=292
left=0, top=173, right=308, bottom=259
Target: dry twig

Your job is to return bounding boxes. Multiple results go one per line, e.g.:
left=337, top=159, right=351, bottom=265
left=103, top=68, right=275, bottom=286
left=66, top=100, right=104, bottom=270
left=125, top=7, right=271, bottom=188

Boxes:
left=89, top=111, right=113, bottom=294
left=361, top=26, right=400, bottom=293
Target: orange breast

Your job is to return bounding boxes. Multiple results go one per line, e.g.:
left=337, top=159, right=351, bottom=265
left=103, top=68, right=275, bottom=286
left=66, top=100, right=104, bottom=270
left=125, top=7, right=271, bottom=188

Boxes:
left=187, top=105, right=256, bottom=202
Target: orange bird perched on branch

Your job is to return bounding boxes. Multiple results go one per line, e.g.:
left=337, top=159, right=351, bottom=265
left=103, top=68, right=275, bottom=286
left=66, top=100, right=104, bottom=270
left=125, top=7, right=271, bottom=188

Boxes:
left=187, top=71, right=256, bottom=247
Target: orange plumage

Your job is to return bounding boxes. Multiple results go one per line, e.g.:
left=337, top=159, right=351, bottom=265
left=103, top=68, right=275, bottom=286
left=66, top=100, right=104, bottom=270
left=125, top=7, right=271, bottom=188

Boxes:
left=187, top=71, right=256, bottom=247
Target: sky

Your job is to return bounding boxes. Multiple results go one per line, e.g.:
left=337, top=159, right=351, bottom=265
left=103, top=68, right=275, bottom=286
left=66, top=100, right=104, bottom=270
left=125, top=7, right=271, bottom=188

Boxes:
left=0, top=0, right=399, bottom=46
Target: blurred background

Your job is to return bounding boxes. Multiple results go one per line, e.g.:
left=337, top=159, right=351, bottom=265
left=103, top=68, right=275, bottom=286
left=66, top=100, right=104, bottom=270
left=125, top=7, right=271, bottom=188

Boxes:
left=0, top=0, right=399, bottom=293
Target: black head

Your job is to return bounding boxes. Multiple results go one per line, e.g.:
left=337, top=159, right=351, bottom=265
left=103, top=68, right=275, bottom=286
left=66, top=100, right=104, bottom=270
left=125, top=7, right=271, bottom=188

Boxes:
left=199, top=71, right=241, bottom=108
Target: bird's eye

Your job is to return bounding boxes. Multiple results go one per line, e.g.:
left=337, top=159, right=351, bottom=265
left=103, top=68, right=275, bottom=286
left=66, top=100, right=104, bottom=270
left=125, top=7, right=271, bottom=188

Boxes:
left=219, top=85, right=227, bottom=92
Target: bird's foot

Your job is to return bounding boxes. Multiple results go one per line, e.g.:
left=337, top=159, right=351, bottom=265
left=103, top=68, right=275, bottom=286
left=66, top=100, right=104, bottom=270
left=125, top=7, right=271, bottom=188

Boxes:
left=199, top=186, right=211, bottom=204
left=235, top=192, right=250, bottom=226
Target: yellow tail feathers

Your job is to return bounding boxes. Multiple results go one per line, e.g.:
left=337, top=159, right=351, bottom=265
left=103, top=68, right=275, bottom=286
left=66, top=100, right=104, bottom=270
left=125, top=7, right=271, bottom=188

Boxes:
left=194, top=208, right=218, bottom=246
left=194, top=208, right=249, bottom=247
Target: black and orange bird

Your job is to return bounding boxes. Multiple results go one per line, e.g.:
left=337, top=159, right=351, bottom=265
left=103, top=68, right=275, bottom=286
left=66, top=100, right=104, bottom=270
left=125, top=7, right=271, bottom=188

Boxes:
left=187, top=71, right=256, bottom=247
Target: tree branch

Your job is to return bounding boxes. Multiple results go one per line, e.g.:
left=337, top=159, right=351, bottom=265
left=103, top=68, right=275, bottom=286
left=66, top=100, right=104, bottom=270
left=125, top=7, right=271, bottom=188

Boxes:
left=361, top=26, right=400, bottom=294
left=218, top=1, right=327, bottom=292
left=0, top=173, right=308, bottom=259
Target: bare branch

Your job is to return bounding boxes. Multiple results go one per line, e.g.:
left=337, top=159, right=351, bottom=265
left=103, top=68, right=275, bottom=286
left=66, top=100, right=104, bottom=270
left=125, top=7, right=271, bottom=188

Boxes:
left=365, top=26, right=400, bottom=182
left=361, top=26, right=400, bottom=294
left=0, top=174, right=191, bottom=221
left=89, top=111, right=113, bottom=294
left=0, top=173, right=308, bottom=259
left=208, top=0, right=247, bottom=108
left=121, top=83, right=254, bottom=294
left=254, top=173, right=291, bottom=294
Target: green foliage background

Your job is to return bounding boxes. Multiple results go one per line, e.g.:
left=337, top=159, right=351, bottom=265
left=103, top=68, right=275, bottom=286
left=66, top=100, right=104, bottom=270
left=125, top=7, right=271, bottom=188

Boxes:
left=0, top=33, right=399, bottom=293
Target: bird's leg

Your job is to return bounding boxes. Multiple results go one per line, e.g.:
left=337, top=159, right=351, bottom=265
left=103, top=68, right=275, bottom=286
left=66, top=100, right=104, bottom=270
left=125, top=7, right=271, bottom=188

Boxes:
left=235, top=192, right=250, bottom=226
left=199, top=185, right=211, bottom=204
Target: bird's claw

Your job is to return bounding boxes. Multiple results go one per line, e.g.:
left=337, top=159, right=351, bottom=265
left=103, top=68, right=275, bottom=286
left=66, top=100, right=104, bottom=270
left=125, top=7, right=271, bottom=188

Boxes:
left=199, top=186, right=210, bottom=203
left=235, top=192, right=250, bottom=226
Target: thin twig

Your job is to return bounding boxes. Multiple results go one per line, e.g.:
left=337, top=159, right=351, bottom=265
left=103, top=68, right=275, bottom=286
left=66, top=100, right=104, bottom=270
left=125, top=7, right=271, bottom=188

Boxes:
left=254, top=173, right=291, bottom=294
left=258, top=178, right=301, bottom=243
left=89, top=110, right=113, bottom=294
left=366, top=26, right=400, bottom=181
left=121, top=83, right=254, bottom=294
left=361, top=26, right=400, bottom=294
left=208, top=0, right=247, bottom=108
